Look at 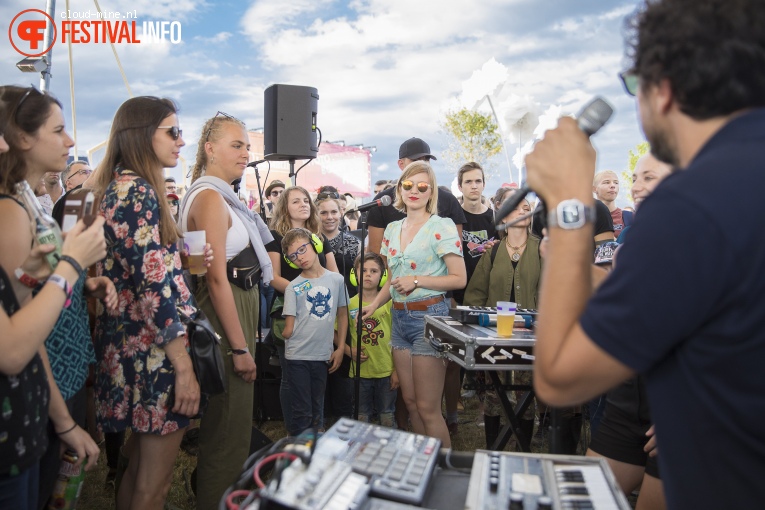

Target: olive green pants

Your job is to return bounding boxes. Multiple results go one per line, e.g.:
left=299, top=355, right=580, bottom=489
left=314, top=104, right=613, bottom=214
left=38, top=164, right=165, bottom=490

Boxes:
left=194, top=279, right=259, bottom=510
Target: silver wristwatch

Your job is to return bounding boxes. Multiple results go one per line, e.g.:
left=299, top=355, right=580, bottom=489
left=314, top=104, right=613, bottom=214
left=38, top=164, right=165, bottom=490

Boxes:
left=547, top=199, right=596, bottom=230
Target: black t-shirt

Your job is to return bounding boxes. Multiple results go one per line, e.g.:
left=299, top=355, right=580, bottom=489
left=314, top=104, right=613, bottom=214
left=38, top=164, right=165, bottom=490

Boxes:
left=366, top=186, right=467, bottom=230
left=580, top=108, right=765, bottom=509
left=0, top=262, right=50, bottom=476
left=454, top=207, right=497, bottom=304
left=265, top=230, right=335, bottom=296
left=326, top=231, right=360, bottom=298
left=531, top=199, right=613, bottom=240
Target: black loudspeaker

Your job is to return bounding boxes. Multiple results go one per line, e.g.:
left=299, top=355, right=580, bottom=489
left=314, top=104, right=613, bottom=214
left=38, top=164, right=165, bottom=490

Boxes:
left=254, top=342, right=283, bottom=422
left=264, top=84, right=319, bottom=161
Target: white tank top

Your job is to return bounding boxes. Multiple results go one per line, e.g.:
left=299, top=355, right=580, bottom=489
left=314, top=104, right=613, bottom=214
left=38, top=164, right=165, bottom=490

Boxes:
left=224, top=203, right=249, bottom=259
left=180, top=188, right=249, bottom=260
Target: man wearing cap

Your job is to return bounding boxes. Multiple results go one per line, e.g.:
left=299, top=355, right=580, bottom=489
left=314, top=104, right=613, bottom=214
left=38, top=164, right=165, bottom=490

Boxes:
left=367, top=138, right=466, bottom=254
left=265, top=180, right=286, bottom=220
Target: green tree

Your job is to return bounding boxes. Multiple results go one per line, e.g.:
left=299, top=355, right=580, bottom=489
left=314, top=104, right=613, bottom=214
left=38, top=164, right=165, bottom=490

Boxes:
left=440, top=108, right=503, bottom=176
left=621, top=141, right=650, bottom=203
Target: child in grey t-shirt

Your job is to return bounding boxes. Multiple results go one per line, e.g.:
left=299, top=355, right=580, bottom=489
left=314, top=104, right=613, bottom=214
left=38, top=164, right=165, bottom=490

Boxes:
left=281, top=228, right=349, bottom=435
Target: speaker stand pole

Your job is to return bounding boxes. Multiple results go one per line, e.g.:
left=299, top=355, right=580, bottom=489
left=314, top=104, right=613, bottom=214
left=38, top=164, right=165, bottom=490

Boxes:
left=288, top=158, right=296, bottom=187
left=353, top=217, right=366, bottom=420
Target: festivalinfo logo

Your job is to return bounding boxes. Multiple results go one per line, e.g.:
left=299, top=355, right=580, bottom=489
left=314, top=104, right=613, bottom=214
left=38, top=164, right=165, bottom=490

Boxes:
left=9, top=8, right=182, bottom=57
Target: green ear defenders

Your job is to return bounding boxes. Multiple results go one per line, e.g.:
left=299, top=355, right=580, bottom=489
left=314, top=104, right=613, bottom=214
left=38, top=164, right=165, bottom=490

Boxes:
left=349, top=265, right=388, bottom=289
left=283, top=232, right=324, bottom=269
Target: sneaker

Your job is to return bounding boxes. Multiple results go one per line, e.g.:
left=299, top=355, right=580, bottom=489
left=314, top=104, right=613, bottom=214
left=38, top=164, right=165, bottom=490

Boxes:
left=104, top=468, right=117, bottom=489
left=447, top=422, right=459, bottom=436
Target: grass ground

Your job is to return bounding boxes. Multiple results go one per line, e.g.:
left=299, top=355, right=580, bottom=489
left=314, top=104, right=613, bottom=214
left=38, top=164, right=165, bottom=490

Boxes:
left=77, top=396, right=610, bottom=509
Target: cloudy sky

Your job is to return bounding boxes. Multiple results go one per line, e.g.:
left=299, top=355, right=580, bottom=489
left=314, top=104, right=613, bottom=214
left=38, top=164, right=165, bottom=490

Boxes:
left=1, top=0, right=646, bottom=201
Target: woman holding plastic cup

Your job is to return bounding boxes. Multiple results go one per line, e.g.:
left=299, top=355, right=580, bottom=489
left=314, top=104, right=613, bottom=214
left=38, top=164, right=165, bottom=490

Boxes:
left=91, top=96, right=212, bottom=510
left=361, top=161, right=466, bottom=448
left=463, top=194, right=542, bottom=451
left=179, top=112, right=274, bottom=509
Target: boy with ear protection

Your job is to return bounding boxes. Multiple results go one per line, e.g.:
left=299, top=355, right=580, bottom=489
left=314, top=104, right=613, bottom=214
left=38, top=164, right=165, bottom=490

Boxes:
left=341, top=252, right=398, bottom=426
left=281, top=228, right=349, bottom=435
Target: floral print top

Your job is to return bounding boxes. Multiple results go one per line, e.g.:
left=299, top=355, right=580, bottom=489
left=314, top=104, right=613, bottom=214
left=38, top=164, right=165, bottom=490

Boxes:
left=381, top=215, right=462, bottom=302
left=94, top=168, right=196, bottom=435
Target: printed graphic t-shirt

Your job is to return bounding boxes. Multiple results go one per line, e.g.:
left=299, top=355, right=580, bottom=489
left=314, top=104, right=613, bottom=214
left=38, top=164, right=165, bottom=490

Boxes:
left=346, top=295, right=393, bottom=379
left=283, top=270, right=348, bottom=361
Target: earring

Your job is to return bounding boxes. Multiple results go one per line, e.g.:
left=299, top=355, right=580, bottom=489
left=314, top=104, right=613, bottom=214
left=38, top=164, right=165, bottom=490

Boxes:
left=211, top=156, right=215, bottom=164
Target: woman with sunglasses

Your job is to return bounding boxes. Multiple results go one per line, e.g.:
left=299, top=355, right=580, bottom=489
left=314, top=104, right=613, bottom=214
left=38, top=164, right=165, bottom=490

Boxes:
left=362, top=161, right=466, bottom=447
left=0, top=86, right=108, bottom=508
left=91, top=96, right=203, bottom=510
left=180, top=112, right=273, bottom=509
left=266, top=185, right=339, bottom=431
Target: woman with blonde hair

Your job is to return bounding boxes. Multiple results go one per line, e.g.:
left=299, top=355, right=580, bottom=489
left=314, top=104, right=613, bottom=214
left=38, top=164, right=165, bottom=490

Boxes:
left=91, top=96, right=201, bottom=510
left=362, top=161, right=466, bottom=447
left=266, top=185, right=339, bottom=431
left=178, top=112, right=273, bottom=508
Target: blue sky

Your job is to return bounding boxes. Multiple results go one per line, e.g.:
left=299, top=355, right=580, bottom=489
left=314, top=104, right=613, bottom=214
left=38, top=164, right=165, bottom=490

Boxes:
left=1, top=0, right=645, bottom=202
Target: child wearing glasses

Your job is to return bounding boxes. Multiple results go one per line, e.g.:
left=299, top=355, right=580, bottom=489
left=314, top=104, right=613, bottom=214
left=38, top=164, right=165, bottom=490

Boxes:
left=280, top=227, right=348, bottom=435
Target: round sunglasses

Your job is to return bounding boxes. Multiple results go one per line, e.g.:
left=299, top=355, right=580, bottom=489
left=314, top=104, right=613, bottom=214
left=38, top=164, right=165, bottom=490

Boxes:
left=400, top=180, right=431, bottom=193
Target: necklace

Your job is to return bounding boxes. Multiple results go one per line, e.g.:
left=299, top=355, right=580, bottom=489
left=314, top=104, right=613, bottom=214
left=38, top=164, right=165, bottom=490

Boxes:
left=506, top=236, right=528, bottom=262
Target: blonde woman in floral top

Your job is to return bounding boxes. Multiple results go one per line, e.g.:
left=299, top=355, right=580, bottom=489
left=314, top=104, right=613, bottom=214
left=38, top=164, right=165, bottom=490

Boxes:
left=93, top=97, right=207, bottom=510
left=362, top=161, right=465, bottom=447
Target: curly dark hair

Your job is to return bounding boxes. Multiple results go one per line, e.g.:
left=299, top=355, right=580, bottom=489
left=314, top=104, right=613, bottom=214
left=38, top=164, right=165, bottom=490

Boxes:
left=625, top=0, right=765, bottom=120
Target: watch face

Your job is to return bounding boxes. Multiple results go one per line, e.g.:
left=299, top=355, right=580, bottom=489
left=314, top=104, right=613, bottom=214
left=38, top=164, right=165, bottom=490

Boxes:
left=562, top=205, right=581, bottom=224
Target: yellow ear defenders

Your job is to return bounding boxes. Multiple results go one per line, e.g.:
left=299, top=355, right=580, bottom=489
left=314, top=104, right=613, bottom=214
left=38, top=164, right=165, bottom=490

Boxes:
left=349, top=265, right=389, bottom=290
left=284, top=233, right=324, bottom=269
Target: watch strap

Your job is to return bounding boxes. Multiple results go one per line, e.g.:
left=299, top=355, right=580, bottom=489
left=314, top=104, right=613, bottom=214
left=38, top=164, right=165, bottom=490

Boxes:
left=228, top=348, right=249, bottom=356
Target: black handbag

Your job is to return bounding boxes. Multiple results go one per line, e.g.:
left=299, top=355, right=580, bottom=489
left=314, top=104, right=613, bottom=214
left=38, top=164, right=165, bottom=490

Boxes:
left=179, top=309, right=227, bottom=398
left=227, top=242, right=261, bottom=291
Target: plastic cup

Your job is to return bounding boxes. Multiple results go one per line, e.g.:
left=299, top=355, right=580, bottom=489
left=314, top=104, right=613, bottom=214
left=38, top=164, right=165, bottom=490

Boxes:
left=496, top=301, right=516, bottom=337
left=184, top=231, right=207, bottom=275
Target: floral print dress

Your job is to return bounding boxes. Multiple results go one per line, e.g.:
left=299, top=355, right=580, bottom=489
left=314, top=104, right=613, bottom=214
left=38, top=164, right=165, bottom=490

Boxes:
left=381, top=215, right=462, bottom=302
left=94, top=168, right=197, bottom=435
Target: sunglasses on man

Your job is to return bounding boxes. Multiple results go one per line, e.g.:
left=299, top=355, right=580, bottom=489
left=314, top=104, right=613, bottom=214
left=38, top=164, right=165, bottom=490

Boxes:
left=400, top=180, right=431, bottom=193
left=619, top=71, right=639, bottom=97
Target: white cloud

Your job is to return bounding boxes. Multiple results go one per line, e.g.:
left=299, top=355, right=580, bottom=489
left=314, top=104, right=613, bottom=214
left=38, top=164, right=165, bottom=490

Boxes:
left=194, top=32, right=232, bottom=43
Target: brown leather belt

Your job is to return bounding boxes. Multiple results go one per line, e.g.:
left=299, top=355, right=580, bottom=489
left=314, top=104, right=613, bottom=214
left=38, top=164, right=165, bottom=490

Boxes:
left=392, top=295, right=445, bottom=311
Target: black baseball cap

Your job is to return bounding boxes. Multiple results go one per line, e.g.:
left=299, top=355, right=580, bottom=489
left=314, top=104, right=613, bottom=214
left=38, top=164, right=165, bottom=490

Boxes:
left=399, top=137, right=437, bottom=161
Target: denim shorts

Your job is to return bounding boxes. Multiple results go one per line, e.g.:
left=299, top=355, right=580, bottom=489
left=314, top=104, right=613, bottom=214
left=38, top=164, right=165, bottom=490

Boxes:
left=391, top=297, right=449, bottom=357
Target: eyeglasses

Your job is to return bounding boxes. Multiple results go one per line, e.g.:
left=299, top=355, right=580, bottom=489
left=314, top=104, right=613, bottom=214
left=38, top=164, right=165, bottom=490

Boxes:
left=13, top=85, right=43, bottom=124
left=157, top=125, right=183, bottom=140
left=619, top=71, right=639, bottom=97
left=400, top=180, right=431, bottom=193
left=205, top=111, right=241, bottom=142
left=316, top=191, right=340, bottom=201
left=65, top=168, right=92, bottom=183
left=169, top=199, right=179, bottom=206
left=286, top=242, right=311, bottom=261
left=270, top=189, right=284, bottom=197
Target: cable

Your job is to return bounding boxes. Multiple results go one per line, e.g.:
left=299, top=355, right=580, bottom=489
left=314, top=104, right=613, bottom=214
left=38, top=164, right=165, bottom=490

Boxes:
left=66, top=0, right=79, bottom=158
left=293, top=127, right=322, bottom=185
left=225, top=489, right=254, bottom=510
left=92, top=0, right=133, bottom=97
left=253, top=452, right=298, bottom=488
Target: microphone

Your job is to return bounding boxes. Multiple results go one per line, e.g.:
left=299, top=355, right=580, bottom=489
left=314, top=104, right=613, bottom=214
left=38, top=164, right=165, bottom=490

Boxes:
left=495, top=96, right=614, bottom=230
left=350, top=194, right=392, bottom=213
left=246, top=159, right=267, bottom=168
